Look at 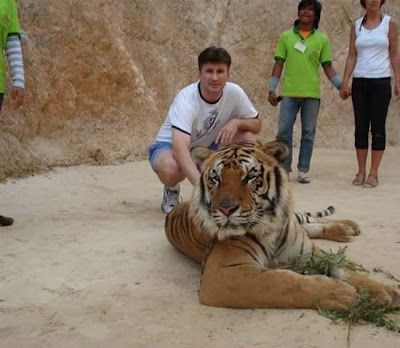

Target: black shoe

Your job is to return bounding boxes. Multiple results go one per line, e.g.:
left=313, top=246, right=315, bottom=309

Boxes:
left=0, top=215, right=14, bottom=226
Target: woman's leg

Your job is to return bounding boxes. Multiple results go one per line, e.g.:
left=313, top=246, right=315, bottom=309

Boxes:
left=367, top=78, right=392, bottom=182
left=351, top=78, right=369, bottom=183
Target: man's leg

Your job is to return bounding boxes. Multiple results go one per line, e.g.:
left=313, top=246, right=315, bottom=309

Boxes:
left=149, top=142, right=185, bottom=213
left=276, top=97, right=300, bottom=173
left=298, top=98, right=320, bottom=183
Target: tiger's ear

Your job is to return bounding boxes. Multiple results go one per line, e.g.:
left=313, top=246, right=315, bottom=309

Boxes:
left=190, top=146, right=215, bottom=168
left=259, top=140, right=289, bottom=164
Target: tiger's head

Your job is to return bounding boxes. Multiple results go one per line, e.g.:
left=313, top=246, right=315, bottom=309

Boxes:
left=189, top=141, right=293, bottom=240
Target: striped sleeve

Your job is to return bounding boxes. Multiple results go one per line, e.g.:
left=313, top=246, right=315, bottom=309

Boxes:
left=5, top=36, right=25, bottom=89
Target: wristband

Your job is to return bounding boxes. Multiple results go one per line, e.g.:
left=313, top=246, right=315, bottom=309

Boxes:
left=268, top=76, right=279, bottom=92
left=5, top=36, right=25, bottom=89
left=330, top=75, right=342, bottom=90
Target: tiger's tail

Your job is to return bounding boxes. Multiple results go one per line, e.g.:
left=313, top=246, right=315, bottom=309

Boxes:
left=294, top=206, right=335, bottom=225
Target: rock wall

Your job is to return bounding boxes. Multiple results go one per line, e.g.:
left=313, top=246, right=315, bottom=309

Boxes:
left=0, top=0, right=399, bottom=180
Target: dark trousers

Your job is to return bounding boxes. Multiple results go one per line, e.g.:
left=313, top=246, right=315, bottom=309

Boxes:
left=0, top=93, right=3, bottom=110
left=351, top=77, right=391, bottom=151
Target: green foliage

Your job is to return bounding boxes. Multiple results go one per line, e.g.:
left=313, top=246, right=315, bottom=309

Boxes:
left=318, top=290, right=400, bottom=332
left=289, top=246, right=367, bottom=276
left=289, top=248, right=400, bottom=332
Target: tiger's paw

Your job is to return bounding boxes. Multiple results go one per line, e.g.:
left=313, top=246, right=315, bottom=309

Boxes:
left=326, top=224, right=358, bottom=242
left=316, top=278, right=357, bottom=312
left=341, top=219, right=361, bottom=236
left=361, top=284, right=400, bottom=307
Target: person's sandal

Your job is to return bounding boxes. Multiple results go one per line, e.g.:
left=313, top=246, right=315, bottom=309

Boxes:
left=364, top=174, right=378, bottom=188
left=352, top=172, right=365, bottom=186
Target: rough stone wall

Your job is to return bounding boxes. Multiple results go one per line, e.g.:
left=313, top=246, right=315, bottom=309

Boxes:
left=0, top=0, right=399, bottom=180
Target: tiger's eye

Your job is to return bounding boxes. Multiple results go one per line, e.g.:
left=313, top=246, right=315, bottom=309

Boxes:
left=209, top=170, right=220, bottom=184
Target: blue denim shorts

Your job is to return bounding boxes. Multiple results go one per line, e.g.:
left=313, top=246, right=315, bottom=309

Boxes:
left=148, top=141, right=172, bottom=172
left=148, top=141, right=219, bottom=172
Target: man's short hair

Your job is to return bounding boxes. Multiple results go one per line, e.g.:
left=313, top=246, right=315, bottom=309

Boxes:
left=298, top=0, right=322, bottom=29
left=198, top=46, right=231, bottom=71
left=360, top=0, right=385, bottom=8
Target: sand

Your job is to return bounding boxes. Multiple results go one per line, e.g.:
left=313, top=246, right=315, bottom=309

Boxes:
left=1, top=147, right=399, bottom=348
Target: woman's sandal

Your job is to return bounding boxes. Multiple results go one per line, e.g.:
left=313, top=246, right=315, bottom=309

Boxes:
left=364, top=174, right=378, bottom=188
left=352, top=172, right=365, bottom=186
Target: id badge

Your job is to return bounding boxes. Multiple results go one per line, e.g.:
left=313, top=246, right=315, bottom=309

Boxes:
left=294, top=41, right=306, bottom=53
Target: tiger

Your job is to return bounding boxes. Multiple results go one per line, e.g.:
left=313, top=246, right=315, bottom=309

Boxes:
left=165, top=140, right=400, bottom=311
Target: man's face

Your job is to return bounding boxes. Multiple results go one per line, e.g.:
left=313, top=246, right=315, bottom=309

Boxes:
left=198, top=63, right=230, bottom=96
left=298, top=5, right=316, bottom=26
left=365, top=0, right=382, bottom=10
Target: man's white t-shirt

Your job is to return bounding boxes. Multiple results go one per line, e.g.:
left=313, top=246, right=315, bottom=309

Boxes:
left=156, top=82, right=259, bottom=148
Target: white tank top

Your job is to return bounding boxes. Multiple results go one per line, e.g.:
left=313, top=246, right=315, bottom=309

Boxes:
left=353, top=15, right=391, bottom=78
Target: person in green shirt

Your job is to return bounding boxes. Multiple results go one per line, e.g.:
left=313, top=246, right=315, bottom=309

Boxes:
left=0, top=0, right=25, bottom=227
left=268, top=0, right=342, bottom=184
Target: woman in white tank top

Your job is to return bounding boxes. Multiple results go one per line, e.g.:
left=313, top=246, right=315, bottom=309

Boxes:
left=340, top=0, right=399, bottom=188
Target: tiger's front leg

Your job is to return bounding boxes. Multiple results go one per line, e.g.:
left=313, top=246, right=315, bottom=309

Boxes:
left=199, top=239, right=357, bottom=311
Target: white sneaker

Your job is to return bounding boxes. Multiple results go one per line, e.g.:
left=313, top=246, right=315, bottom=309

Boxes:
left=161, top=185, right=181, bottom=214
left=298, top=171, right=310, bottom=184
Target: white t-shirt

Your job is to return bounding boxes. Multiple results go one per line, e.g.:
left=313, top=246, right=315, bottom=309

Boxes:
left=155, top=82, right=258, bottom=147
left=353, top=15, right=391, bottom=78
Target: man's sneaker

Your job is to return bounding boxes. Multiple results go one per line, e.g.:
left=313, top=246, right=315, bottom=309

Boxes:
left=0, top=215, right=14, bottom=226
left=161, top=185, right=181, bottom=214
left=298, top=171, right=310, bottom=184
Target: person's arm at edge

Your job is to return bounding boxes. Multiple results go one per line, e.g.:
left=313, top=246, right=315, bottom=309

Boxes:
left=268, top=60, right=284, bottom=106
left=172, top=129, right=200, bottom=186
left=389, top=18, right=400, bottom=98
left=340, top=24, right=357, bottom=99
left=5, top=35, right=24, bottom=109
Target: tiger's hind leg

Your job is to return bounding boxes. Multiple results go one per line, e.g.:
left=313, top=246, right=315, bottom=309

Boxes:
left=165, top=202, right=213, bottom=264
left=304, top=218, right=361, bottom=242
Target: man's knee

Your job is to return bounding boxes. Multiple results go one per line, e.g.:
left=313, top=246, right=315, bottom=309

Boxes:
left=154, top=153, right=184, bottom=185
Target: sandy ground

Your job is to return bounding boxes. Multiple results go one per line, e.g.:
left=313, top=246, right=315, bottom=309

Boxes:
left=1, top=146, right=400, bottom=348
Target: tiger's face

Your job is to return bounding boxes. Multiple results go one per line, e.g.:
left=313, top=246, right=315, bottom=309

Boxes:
left=190, top=141, right=292, bottom=240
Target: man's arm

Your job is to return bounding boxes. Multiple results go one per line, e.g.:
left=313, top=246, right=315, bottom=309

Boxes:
left=215, top=117, right=261, bottom=145
left=172, top=129, right=200, bottom=186
left=268, top=60, right=284, bottom=106
left=322, top=63, right=337, bottom=80
left=322, top=63, right=342, bottom=91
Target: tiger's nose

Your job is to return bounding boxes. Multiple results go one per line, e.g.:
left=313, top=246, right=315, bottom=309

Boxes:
left=218, top=198, right=239, bottom=216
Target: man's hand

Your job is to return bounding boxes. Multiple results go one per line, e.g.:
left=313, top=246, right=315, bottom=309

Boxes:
left=395, top=80, right=399, bottom=99
left=268, top=91, right=279, bottom=106
left=215, top=119, right=239, bottom=145
left=11, top=87, right=24, bottom=109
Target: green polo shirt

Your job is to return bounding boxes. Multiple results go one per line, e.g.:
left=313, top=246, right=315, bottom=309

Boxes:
left=274, top=25, right=332, bottom=99
left=0, top=0, right=21, bottom=93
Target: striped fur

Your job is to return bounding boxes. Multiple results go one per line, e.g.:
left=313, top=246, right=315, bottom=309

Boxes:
left=165, top=141, right=400, bottom=310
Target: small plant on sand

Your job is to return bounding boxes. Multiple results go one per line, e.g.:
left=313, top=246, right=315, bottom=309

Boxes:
left=318, top=290, right=400, bottom=333
left=289, top=247, right=400, bottom=334
left=289, top=246, right=367, bottom=276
